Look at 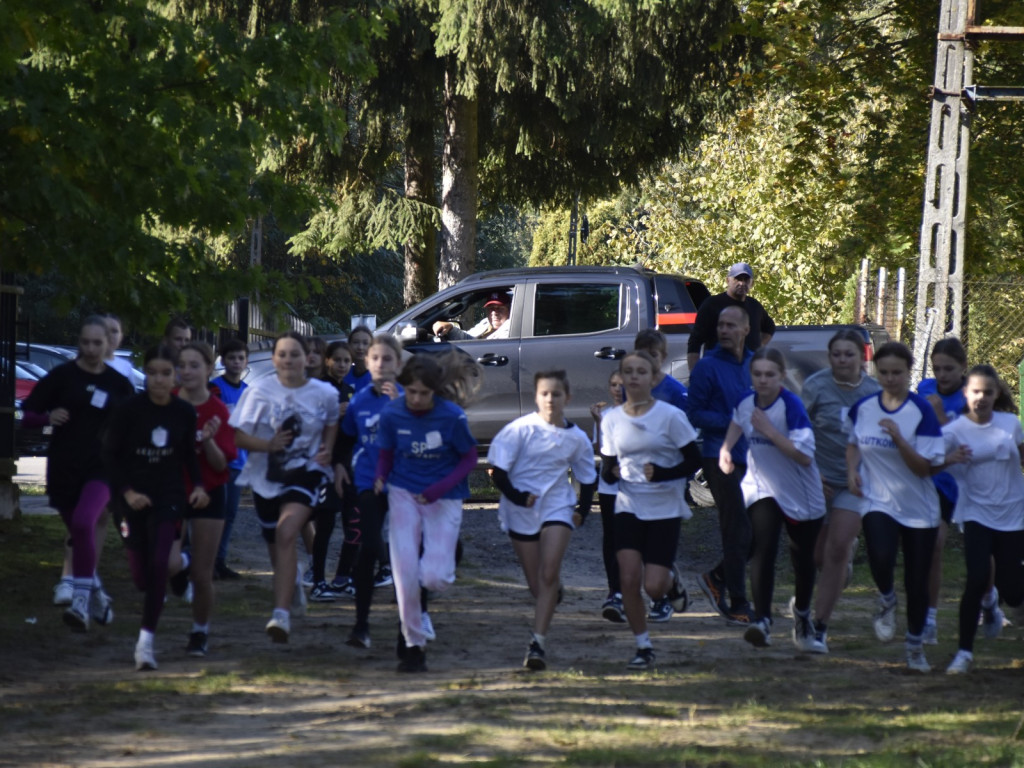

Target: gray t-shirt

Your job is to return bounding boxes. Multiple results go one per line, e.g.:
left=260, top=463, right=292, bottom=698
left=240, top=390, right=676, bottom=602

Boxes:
left=800, top=368, right=881, bottom=487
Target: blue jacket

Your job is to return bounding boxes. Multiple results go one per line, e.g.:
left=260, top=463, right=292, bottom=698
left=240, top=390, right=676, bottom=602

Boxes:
left=685, top=345, right=753, bottom=462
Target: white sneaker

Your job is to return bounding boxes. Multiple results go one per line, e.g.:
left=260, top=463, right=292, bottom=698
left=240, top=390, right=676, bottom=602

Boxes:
left=981, top=590, right=1005, bottom=639
left=134, top=641, right=158, bottom=671
left=792, top=611, right=825, bottom=653
left=53, top=580, right=73, bottom=606
left=921, top=622, right=938, bottom=645
left=421, top=611, right=436, bottom=642
left=89, top=588, right=115, bottom=626
left=62, top=594, right=90, bottom=632
left=905, top=643, right=931, bottom=673
left=946, top=649, right=973, bottom=675
left=744, top=617, right=772, bottom=648
left=873, top=596, right=897, bottom=642
left=266, top=615, right=290, bottom=643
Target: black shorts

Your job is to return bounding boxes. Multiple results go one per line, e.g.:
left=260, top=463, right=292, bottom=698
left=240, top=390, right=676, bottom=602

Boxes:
left=939, top=492, right=955, bottom=525
left=253, top=470, right=327, bottom=529
left=183, top=484, right=227, bottom=521
left=118, top=503, right=184, bottom=552
left=48, top=474, right=109, bottom=516
left=613, top=512, right=681, bottom=568
left=508, top=521, right=573, bottom=542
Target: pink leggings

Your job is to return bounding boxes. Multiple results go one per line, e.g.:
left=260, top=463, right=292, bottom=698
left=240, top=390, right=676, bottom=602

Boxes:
left=58, top=480, right=111, bottom=580
left=387, top=486, right=462, bottom=649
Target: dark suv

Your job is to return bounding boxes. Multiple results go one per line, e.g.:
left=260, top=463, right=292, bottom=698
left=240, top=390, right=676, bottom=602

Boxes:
left=378, top=266, right=710, bottom=445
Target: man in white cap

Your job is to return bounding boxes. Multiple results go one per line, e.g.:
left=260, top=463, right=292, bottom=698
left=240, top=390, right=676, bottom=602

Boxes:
left=433, top=291, right=512, bottom=341
left=686, top=262, right=775, bottom=373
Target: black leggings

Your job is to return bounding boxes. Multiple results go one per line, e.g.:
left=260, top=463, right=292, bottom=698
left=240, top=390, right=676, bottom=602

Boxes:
left=861, top=511, right=937, bottom=638
left=598, top=493, right=620, bottom=595
left=353, top=490, right=389, bottom=627
left=702, top=458, right=750, bottom=606
left=748, top=498, right=822, bottom=621
left=311, top=484, right=340, bottom=584
left=958, top=521, right=1024, bottom=652
left=123, top=511, right=178, bottom=633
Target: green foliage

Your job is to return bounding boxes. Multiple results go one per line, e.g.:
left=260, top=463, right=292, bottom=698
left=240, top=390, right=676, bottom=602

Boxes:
left=0, top=0, right=382, bottom=335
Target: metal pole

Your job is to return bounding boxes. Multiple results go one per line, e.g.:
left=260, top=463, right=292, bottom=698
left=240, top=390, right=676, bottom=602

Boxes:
left=896, top=268, right=906, bottom=342
left=877, top=267, right=888, bottom=326
left=858, top=259, right=869, bottom=323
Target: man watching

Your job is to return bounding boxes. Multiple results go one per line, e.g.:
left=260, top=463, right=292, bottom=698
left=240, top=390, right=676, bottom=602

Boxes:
left=686, top=262, right=774, bottom=373
left=433, top=291, right=511, bottom=341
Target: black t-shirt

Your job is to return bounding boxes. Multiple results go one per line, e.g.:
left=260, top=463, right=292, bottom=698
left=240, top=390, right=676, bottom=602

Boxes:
left=686, top=292, right=776, bottom=356
left=103, top=393, right=201, bottom=515
left=23, top=361, right=135, bottom=483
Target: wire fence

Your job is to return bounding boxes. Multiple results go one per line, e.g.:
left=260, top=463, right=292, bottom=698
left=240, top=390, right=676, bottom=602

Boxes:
left=856, top=265, right=1024, bottom=396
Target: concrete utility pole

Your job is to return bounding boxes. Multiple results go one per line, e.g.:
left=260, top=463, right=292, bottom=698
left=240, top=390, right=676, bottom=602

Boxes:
left=913, top=0, right=1024, bottom=378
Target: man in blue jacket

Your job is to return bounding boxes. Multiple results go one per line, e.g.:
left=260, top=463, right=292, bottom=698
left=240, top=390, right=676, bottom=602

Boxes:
left=686, top=305, right=754, bottom=626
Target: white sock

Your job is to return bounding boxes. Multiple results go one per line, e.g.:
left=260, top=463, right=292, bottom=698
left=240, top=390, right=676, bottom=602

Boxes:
left=192, top=623, right=210, bottom=634
left=880, top=590, right=896, bottom=606
left=926, top=607, right=937, bottom=625
left=532, top=632, right=546, bottom=650
left=138, top=629, right=155, bottom=647
left=634, top=631, right=652, bottom=649
left=981, top=589, right=997, bottom=609
left=272, top=608, right=290, bottom=623
left=71, top=577, right=92, bottom=604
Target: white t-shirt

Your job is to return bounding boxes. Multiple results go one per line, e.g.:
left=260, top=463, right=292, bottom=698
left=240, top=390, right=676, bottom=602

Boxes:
left=600, top=400, right=698, bottom=521
left=943, top=412, right=1024, bottom=531
left=733, top=389, right=825, bottom=521
left=846, top=391, right=944, bottom=528
left=594, top=404, right=619, bottom=496
left=229, top=376, right=340, bottom=499
left=107, top=356, right=141, bottom=389
left=488, top=412, right=596, bottom=535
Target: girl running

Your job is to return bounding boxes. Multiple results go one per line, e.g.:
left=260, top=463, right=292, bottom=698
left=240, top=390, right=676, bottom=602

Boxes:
left=599, top=351, right=702, bottom=671
left=229, top=331, right=340, bottom=643
left=488, top=370, right=597, bottom=670
left=591, top=370, right=625, bottom=622
left=846, top=342, right=944, bottom=672
left=103, top=345, right=209, bottom=670
left=324, top=340, right=362, bottom=593
left=334, top=334, right=404, bottom=647
left=175, top=342, right=237, bottom=656
left=719, top=348, right=825, bottom=650
left=344, top=325, right=374, bottom=393
left=917, top=337, right=967, bottom=644
left=941, top=365, right=1024, bottom=673
left=802, top=329, right=880, bottom=653
left=23, top=316, right=135, bottom=630
left=374, top=352, right=480, bottom=673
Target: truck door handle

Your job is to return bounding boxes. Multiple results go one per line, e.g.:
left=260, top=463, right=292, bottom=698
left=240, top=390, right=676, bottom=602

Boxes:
left=476, top=353, right=509, bottom=367
left=594, top=347, right=626, bottom=360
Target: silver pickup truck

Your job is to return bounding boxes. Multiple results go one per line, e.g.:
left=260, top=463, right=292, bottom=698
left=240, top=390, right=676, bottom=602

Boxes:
left=377, top=265, right=889, bottom=446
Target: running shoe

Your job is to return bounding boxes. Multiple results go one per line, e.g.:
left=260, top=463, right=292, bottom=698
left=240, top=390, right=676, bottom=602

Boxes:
left=905, top=643, right=931, bottom=673
left=53, top=579, right=73, bottom=606
left=812, top=621, right=830, bottom=655
left=524, top=640, right=546, bottom=671
left=301, top=567, right=315, bottom=588
left=946, top=649, right=973, bottom=675
left=63, top=594, right=90, bottom=632
left=331, top=576, right=357, bottom=597
left=697, top=570, right=727, bottom=617
left=186, top=631, right=208, bottom=657
left=135, top=640, right=158, bottom=671
left=214, top=563, right=242, bottom=580
left=725, top=603, right=754, bottom=627
left=873, top=595, right=897, bottom=642
left=346, top=625, right=371, bottom=649
left=921, top=622, right=938, bottom=646
left=397, top=645, right=427, bottom=673
left=421, top=611, right=436, bottom=642
left=647, top=598, right=674, bottom=623
left=374, top=566, right=394, bottom=588
left=982, top=589, right=1005, bottom=639
left=309, top=581, right=344, bottom=603
left=667, top=564, right=689, bottom=613
left=266, top=615, right=290, bottom=643
left=792, top=611, right=821, bottom=653
left=744, top=617, right=772, bottom=648
left=626, top=647, right=655, bottom=671
left=601, top=593, right=626, bottom=623
left=89, top=588, right=115, bottom=626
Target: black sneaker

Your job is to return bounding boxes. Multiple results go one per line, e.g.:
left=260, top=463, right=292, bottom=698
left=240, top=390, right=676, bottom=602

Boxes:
left=331, top=576, right=357, bottom=597
left=601, top=593, right=626, bottom=623
left=346, top=624, right=371, bottom=649
left=169, top=564, right=191, bottom=598
left=647, top=598, right=674, bottom=623
left=627, top=647, right=655, bottom=671
left=186, top=631, right=208, bottom=657
left=397, top=645, right=427, bottom=673
left=310, top=581, right=344, bottom=603
left=698, top=571, right=727, bottom=618
left=214, top=563, right=241, bottom=580
left=524, top=640, right=546, bottom=671
left=725, top=602, right=754, bottom=627
left=374, top=566, right=394, bottom=588
left=667, top=565, right=689, bottom=613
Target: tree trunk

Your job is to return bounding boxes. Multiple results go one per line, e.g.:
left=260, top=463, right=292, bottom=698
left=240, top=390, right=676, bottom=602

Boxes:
left=403, top=109, right=437, bottom=307
left=439, top=62, right=478, bottom=289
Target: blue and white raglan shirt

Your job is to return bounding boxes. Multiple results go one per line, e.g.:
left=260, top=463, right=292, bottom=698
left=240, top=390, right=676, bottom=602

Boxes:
left=211, top=374, right=249, bottom=471
left=488, top=412, right=597, bottom=534
left=341, top=383, right=403, bottom=494
left=846, top=391, right=944, bottom=527
left=917, top=377, right=966, bottom=507
left=732, top=388, right=825, bottom=521
left=377, top=396, right=477, bottom=500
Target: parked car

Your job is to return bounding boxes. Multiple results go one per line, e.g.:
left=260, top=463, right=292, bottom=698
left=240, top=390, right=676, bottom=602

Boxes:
left=8, top=359, right=51, bottom=457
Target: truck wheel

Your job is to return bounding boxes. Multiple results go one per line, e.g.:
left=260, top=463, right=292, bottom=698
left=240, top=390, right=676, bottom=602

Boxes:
left=687, top=469, right=716, bottom=509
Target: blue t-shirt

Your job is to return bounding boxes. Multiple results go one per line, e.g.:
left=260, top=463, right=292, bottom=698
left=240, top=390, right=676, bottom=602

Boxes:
left=341, top=384, right=403, bottom=494
left=652, top=374, right=688, bottom=411
left=343, top=367, right=373, bottom=393
left=377, top=396, right=477, bottom=499
left=917, top=377, right=965, bottom=505
left=211, top=375, right=249, bottom=470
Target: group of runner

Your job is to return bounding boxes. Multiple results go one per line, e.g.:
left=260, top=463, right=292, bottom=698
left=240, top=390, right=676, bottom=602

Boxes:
left=23, top=297, right=1024, bottom=675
